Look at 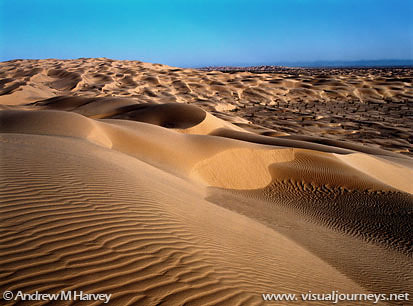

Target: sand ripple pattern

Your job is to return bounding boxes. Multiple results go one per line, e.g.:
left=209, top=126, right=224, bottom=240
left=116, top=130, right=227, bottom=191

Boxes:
left=2, top=133, right=373, bottom=305
left=0, top=136, right=263, bottom=305
left=1, top=58, right=412, bottom=305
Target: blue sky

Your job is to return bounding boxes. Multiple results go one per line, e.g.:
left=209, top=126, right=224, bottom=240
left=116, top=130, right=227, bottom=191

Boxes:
left=0, top=0, right=412, bottom=67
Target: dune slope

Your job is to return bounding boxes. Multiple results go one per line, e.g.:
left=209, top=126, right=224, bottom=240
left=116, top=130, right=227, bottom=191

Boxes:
left=1, top=59, right=412, bottom=305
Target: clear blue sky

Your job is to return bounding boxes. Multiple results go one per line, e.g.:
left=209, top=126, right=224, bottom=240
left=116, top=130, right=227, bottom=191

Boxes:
left=0, top=0, right=412, bottom=67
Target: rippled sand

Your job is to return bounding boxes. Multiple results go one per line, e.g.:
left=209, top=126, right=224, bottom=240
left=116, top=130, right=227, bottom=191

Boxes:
left=1, top=58, right=412, bottom=305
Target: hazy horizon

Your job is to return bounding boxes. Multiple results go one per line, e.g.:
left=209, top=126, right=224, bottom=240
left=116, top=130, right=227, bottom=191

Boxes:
left=1, top=0, right=412, bottom=67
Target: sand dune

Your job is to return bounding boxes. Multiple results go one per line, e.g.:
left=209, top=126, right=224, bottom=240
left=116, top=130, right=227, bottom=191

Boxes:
left=1, top=58, right=412, bottom=305
left=1, top=58, right=412, bottom=155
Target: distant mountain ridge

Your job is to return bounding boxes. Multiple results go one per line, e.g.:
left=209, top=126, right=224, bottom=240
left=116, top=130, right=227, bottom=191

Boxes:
left=281, top=59, right=413, bottom=68
left=198, top=59, right=413, bottom=70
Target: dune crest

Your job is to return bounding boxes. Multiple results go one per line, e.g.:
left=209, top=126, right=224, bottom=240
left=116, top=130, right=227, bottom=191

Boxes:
left=1, top=58, right=412, bottom=155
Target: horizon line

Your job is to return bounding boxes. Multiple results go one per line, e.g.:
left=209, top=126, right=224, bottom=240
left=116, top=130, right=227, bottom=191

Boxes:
left=1, top=57, right=412, bottom=69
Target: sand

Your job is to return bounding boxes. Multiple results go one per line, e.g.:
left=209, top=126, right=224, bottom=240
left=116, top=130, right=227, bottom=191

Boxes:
left=0, top=58, right=412, bottom=305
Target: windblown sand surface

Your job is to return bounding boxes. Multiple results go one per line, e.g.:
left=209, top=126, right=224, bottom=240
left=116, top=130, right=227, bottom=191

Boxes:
left=1, top=58, right=412, bottom=305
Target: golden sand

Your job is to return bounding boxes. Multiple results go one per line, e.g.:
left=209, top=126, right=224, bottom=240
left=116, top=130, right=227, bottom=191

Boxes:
left=1, top=58, right=412, bottom=305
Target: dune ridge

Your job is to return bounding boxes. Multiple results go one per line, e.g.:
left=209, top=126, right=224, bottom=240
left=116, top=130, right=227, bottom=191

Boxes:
left=1, top=58, right=412, bottom=305
left=1, top=58, right=412, bottom=155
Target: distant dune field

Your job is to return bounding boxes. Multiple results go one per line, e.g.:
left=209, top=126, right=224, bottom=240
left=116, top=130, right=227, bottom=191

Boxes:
left=1, top=58, right=412, bottom=305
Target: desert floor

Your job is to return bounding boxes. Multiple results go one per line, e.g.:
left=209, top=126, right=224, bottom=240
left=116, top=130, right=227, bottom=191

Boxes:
left=1, top=58, right=412, bottom=305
